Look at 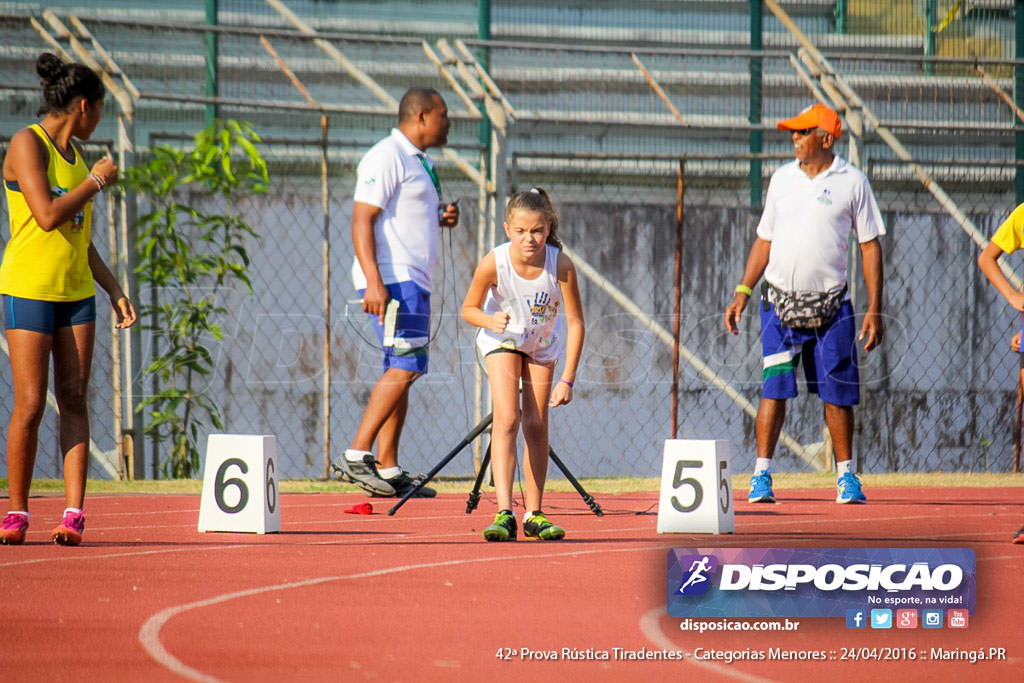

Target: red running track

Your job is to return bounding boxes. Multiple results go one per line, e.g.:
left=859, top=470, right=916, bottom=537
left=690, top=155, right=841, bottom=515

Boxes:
left=1, top=485, right=1022, bottom=682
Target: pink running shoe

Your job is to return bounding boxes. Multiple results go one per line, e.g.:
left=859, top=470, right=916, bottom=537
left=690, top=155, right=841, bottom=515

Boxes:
left=0, top=512, right=29, bottom=545
left=51, top=511, right=85, bottom=546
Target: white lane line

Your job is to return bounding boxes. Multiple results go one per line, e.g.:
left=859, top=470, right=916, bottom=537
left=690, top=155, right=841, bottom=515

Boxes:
left=5, top=512, right=1019, bottom=569
left=139, top=545, right=674, bottom=682
left=638, top=606, right=777, bottom=682
left=0, top=545, right=260, bottom=568
left=34, top=507, right=1024, bottom=536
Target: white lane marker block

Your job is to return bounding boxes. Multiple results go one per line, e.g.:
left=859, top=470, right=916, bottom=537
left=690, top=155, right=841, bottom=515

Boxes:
left=198, top=434, right=280, bottom=534
left=657, top=439, right=734, bottom=534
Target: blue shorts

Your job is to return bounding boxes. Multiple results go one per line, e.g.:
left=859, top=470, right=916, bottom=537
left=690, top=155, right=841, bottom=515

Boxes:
left=3, top=295, right=96, bottom=334
left=760, top=300, right=859, bottom=406
left=361, top=281, right=430, bottom=374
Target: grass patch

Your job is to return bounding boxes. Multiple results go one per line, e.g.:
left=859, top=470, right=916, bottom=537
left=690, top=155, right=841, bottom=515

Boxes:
left=3, top=472, right=1022, bottom=498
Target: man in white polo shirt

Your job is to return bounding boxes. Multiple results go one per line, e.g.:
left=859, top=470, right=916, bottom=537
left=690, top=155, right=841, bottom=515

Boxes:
left=723, top=103, right=885, bottom=505
left=334, top=87, right=459, bottom=498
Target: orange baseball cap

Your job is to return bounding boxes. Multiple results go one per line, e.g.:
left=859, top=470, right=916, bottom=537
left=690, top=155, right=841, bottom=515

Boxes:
left=777, top=104, right=842, bottom=140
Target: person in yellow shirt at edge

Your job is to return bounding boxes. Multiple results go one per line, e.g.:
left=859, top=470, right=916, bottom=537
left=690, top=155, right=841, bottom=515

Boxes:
left=978, top=202, right=1024, bottom=544
left=0, top=53, right=136, bottom=547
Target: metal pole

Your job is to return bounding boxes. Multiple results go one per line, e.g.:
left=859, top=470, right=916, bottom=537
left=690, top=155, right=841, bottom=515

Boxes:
left=925, top=0, right=937, bottom=76
left=749, top=0, right=763, bottom=207
left=205, top=0, right=219, bottom=125
left=632, top=53, right=689, bottom=126
left=477, top=0, right=493, bottom=161
left=119, top=113, right=143, bottom=479
left=321, top=114, right=331, bottom=479
left=479, top=0, right=503, bottom=474
left=149, top=277, right=160, bottom=478
left=474, top=147, right=487, bottom=473
left=1015, top=370, right=1022, bottom=472
left=472, top=3, right=496, bottom=472
left=105, top=156, right=124, bottom=480
left=977, top=64, right=1024, bottom=124
left=835, top=0, right=847, bottom=35
left=672, top=160, right=685, bottom=438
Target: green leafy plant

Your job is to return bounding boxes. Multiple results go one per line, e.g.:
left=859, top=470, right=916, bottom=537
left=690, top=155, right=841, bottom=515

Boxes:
left=123, top=120, right=269, bottom=478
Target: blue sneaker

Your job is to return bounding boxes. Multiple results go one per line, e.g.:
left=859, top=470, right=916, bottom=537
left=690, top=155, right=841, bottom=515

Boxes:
left=836, top=472, right=866, bottom=504
left=748, top=472, right=775, bottom=503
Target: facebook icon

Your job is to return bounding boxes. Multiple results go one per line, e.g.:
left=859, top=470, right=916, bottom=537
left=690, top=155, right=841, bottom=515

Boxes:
left=845, top=609, right=867, bottom=629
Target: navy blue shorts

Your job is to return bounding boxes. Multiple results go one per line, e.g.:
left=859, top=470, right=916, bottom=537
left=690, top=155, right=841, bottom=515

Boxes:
left=2, top=295, right=96, bottom=334
left=360, top=281, right=430, bottom=374
left=760, top=299, right=859, bottom=406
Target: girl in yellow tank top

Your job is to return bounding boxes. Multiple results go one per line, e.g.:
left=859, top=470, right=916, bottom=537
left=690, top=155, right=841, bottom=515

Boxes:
left=0, top=53, right=137, bottom=547
left=0, top=123, right=94, bottom=300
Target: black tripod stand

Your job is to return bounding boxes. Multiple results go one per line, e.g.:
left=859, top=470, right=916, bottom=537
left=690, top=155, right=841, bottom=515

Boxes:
left=387, top=411, right=603, bottom=517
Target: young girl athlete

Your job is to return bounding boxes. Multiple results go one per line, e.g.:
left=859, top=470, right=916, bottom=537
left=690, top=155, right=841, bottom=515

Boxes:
left=0, top=53, right=136, bottom=546
left=462, top=188, right=584, bottom=541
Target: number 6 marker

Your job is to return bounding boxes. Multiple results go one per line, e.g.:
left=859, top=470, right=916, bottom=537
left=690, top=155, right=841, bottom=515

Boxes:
left=198, top=434, right=280, bottom=533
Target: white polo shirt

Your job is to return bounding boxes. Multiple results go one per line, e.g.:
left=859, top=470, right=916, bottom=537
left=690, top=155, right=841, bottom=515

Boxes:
left=351, top=128, right=441, bottom=292
left=757, top=155, right=885, bottom=293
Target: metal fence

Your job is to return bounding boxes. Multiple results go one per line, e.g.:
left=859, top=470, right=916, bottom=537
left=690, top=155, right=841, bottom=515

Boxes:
left=5, top=145, right=1020, bottom=482
left=502, top=151, right=1023, bottom=479
left=1, top=2, right=1023, bottom=482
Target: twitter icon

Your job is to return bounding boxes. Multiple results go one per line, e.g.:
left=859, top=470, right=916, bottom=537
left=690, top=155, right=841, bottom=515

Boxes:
left=870, top=609, right=893, bottom=629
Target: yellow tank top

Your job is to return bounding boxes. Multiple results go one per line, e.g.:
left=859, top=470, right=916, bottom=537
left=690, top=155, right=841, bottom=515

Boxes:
left=0, top=123, right=94, bottom=301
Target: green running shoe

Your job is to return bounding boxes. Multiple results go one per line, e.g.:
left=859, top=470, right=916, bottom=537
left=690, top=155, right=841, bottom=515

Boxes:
left=523, top=511, right=565, bottom=541
left=483, top=509, right=517, bottom=542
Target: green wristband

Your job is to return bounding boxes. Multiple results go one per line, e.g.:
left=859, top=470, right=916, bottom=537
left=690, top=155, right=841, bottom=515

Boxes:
left=734, top=284, right=753, bottom=296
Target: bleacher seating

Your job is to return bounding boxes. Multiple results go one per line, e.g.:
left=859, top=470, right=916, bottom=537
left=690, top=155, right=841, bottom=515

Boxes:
left=0, top=0, right=1019, bottom=199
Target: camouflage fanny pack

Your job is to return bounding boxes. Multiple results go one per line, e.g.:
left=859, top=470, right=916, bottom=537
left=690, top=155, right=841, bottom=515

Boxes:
left=764, top=282, right=847, bottom=330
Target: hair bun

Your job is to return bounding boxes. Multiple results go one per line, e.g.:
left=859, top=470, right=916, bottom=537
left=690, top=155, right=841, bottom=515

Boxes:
left=36, top=52, right=66, bottom=82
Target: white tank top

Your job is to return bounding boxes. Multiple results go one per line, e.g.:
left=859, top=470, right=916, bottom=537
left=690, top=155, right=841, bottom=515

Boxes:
left=475, top=242, right=563, bottom=364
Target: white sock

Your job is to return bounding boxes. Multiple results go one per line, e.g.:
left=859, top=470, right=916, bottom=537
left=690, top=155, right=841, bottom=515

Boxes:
left=755, top=458, right=773, bottom=475
left=377, top=466, right=401, bottom=479
left=523, top=510, right=541, bottom=523
left=63, top=507, right=82, bottom=516
left=836, top=460, right=853, bottom=475
left=7, top=510, right=29, bottom=521
left=345, top=449, right=373, bottom=463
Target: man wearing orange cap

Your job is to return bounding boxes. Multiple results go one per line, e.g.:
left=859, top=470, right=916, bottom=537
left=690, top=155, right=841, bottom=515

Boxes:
left=724, top=103, right=885, bottom=505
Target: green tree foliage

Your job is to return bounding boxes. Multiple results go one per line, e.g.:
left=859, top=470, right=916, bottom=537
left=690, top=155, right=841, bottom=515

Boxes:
left=123, top=120, right=268, bottom=478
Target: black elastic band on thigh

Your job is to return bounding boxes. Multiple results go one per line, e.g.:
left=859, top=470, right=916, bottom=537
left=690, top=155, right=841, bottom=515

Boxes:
left=485, top=347, right=528, bottom=359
